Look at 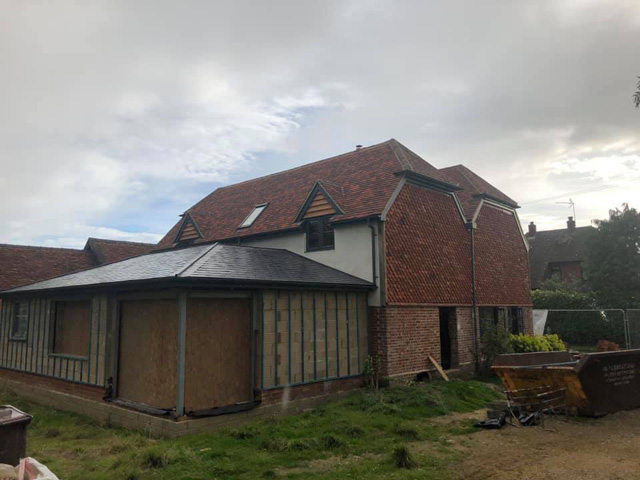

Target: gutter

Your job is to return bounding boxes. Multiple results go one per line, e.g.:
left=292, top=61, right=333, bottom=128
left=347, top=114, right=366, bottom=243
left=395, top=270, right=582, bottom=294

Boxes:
left=467, top=220, right=480, bottom=371
left=367, top=218, right=378, bottom=286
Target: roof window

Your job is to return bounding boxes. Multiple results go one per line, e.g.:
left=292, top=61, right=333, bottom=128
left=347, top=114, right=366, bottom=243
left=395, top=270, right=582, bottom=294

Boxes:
left=239, top=203, right=268, bottom=228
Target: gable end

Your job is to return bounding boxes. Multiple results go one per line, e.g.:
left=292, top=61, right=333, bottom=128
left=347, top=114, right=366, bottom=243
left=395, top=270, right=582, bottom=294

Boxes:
left=175, top=213, right=203, bottom=243
left=295, top=182, right=343, bottom=223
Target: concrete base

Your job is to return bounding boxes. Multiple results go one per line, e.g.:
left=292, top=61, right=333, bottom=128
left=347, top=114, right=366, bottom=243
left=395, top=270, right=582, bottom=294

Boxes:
left=0, top=378, right=357, bottom=438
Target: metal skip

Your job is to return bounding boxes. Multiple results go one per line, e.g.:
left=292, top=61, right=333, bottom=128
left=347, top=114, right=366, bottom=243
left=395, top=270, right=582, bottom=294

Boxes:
left=493, top=350, right=640, bottom=416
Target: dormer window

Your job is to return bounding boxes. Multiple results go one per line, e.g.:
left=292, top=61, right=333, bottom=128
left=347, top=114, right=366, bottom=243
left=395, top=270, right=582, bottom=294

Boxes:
left=306, top=216, right=335, bottom=251
left=239, top=203, right=268, bottom=229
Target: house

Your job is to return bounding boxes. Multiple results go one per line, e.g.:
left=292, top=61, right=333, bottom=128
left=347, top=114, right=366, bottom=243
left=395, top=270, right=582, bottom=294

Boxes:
left=0, top=238, right=155, bottom=292
left=0, top=139, right=531, bottom=435
left=527, top=217, right=594, bottom=289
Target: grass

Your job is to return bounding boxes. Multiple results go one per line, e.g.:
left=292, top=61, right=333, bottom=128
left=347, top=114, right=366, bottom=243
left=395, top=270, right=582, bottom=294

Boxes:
left=1, top=380, right=500, bottom=479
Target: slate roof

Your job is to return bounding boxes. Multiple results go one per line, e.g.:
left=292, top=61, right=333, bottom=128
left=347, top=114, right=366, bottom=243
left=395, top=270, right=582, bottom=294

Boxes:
left=3, top=244, right=373, bottom=294
left=157, top=139, right=456, bottom=248
left=439, top=165, right=518, bottom=220
left=0, top=238, right=156, bottom=291
left=528, top=226, right=595, bottom=288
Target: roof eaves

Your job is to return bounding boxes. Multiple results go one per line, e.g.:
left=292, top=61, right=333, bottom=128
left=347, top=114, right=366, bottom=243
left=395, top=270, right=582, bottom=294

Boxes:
left=396, top=170, right=462, bottom=192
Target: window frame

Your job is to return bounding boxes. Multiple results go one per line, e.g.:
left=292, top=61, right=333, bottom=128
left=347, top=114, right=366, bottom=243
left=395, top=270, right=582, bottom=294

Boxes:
left=305, top=216, right=335, bottom=252
left=10, top=301, right=29, bottom=342
left=49, top=300, right=92, bottom=360
left=238, top=203, right=268, bottom=229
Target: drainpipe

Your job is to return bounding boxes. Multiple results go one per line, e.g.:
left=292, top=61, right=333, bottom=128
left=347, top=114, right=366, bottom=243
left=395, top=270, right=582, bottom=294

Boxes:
left=367, top=219, right=378, bottom=285
left=467, top=221, right=480, bottom=372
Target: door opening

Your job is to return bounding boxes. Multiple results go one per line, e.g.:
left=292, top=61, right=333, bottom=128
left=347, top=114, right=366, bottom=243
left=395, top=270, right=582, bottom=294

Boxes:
left=439, top=308, right=454, bottom=370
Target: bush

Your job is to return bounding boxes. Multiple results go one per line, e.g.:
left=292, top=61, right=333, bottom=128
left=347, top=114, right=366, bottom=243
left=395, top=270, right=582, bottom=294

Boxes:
left=509, top=334, right=566, bottom=353
left=391, top=445, right=417, bottom=469
left=479, top=325, right=513, bottom=375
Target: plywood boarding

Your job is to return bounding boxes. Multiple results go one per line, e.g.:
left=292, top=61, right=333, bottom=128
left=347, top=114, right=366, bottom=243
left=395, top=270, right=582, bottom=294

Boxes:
left=303, top=191, right=336, bottom=219
left=0, top=295, right=107, bottom=386
left=118, top=299, right=178, bottom=409
left=53, top=301, right=90, bottom=357
left=184, top=298, right=252, bottom=412
left=259, top=290, right=367, bottom=389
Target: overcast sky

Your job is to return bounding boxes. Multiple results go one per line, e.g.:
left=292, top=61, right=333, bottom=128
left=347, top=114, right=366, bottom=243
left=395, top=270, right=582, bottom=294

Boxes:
left=1, top=0, right=639, bottom=248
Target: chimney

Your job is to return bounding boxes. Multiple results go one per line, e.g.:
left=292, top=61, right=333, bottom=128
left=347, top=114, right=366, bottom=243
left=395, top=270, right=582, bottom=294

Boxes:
left=527, top=221, right=536, bottom=237
left=567, top=216, right=576, bottom=232
left=355, top=144, right=363, bottom=151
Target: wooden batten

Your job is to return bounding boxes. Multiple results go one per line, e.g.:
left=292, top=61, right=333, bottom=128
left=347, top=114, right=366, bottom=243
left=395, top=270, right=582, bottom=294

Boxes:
left=176, top=214, right=202, bottom=243
left=302, top=191, right=336, bottom=219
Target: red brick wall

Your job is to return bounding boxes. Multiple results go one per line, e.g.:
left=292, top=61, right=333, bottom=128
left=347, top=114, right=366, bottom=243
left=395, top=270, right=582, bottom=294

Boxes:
left=0, top=368, right=106, bottom=401
left=260, top=376, right=363, bottom=406
left=370, top=306, right=440, bottom=376
left=385, top=184, right=472, bottom=305
left=474, top=205, right=532, bottom=306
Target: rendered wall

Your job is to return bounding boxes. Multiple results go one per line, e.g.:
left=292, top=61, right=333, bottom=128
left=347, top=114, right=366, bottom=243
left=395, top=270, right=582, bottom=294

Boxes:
left=241, top=222, right=381, bottom=306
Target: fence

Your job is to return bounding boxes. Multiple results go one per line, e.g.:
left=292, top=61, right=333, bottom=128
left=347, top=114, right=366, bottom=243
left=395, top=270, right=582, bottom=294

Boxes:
left=535, top=309, right=629, bottom=351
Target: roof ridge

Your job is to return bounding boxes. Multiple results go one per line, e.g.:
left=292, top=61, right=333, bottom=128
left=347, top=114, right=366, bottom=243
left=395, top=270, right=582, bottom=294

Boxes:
left=175, top=243, right=219, bottom=277
left=184, top=140, right=395, bottom=214
left=0, top=243, right=87, bottom=252
left=388, top=139, right=415, bottom=171
left=86, top=237, right=156, bottom=247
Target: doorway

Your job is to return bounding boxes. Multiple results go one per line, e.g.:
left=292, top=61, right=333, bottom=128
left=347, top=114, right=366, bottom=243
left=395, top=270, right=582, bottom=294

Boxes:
left=439, top=308, right=455, bottom=370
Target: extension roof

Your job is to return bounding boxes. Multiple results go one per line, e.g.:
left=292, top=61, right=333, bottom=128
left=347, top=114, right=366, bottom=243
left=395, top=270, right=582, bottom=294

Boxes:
left=0, top=238, right=156, bottom=291
left=528, top=226, right=595, bottom=289
left=158, top=139, right=462, bottom=248
left=3, top=244, right=373, bottom=294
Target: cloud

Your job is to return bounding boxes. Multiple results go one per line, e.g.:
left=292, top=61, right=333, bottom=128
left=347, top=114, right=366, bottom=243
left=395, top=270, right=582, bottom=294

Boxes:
left=1, top=0, right=639, bottom=245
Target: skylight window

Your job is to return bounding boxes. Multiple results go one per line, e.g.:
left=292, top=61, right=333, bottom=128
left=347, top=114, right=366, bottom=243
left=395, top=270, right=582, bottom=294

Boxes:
left=239, top=203, right=268, bottom=228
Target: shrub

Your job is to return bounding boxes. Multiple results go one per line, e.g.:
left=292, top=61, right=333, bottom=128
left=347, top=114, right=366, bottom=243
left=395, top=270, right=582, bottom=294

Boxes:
left=391, top=445, right=417, bottom=469
left=479, top=325, right=513, bottom=375
left=509, top=334, right=566, bottom=353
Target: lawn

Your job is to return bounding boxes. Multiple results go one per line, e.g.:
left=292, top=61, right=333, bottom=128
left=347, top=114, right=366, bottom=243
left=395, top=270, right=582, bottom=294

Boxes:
left=1, top=380, right=500, bottom=479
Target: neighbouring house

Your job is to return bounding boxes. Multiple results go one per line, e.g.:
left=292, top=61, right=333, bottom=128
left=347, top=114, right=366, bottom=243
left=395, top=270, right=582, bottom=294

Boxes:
left=527, top=217, right=595, bottom=289
left=0, top=238, right=156, bottom=292
left=0, top=139, right=531, bottom=435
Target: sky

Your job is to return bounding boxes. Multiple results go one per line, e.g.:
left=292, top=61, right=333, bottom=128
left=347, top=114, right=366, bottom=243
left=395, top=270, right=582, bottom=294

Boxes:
left=1, top=0, right=639, bottom=248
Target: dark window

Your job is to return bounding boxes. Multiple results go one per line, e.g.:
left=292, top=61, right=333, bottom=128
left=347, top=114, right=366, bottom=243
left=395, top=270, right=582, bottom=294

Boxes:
left=510, top=307, right=525, bottom=334
left=306, top=217, right=335, bottom=251
left=52, top=301, right=90, bottom=357
left=479, top=307, right=498, bottom=337
left=10, top=302, right=28, bottom=341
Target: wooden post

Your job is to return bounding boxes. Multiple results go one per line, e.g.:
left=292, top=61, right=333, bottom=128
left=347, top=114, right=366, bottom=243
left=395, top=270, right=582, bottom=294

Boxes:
left=176, top=291, right=187, bottom=417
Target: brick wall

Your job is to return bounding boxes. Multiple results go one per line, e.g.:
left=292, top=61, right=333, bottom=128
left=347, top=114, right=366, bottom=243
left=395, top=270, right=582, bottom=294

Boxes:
left=370, top=305, right=440, bottom=376
left=455, top=307, right=477, bottom=366
left=0, top=368, right=106, bottom=401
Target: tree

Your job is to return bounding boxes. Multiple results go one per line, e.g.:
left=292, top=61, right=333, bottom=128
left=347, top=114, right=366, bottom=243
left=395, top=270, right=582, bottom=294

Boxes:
left=635, top=77, right=640, bottom=108
left=584, top=204, right=640, bottom=309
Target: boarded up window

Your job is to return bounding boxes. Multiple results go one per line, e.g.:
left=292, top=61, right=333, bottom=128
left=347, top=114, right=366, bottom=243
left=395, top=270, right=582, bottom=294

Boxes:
left=53, top=301, right=90, bottom=357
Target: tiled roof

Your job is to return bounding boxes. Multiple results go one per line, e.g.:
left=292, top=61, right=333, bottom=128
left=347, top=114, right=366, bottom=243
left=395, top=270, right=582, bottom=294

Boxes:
left=439, top=165, right=518, bottom=219
left=84, top=238, right=155, bottom=265
left=157, top=139, right=447, bottom=248
left=0, top=244, right=95, bottom=291
left=0, top=238, right=156, bottom=291
left=528, top=226, right=595, bottom=288
left=3, top=244, right=373, bottom=294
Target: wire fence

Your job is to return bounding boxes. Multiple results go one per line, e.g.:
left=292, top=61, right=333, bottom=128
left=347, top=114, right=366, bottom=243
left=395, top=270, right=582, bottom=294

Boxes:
left=535, top=309, right=629, bottom=351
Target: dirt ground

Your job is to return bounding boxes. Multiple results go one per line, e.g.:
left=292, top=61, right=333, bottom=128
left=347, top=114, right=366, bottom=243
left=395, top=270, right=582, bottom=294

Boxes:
left=453, top=409, right=640, bottom=480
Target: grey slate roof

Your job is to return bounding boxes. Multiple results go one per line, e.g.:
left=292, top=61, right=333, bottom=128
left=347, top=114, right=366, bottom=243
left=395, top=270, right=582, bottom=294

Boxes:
left=3, top=244, right=373, bottom=294
left=528, top=226, right=595, bottom=289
